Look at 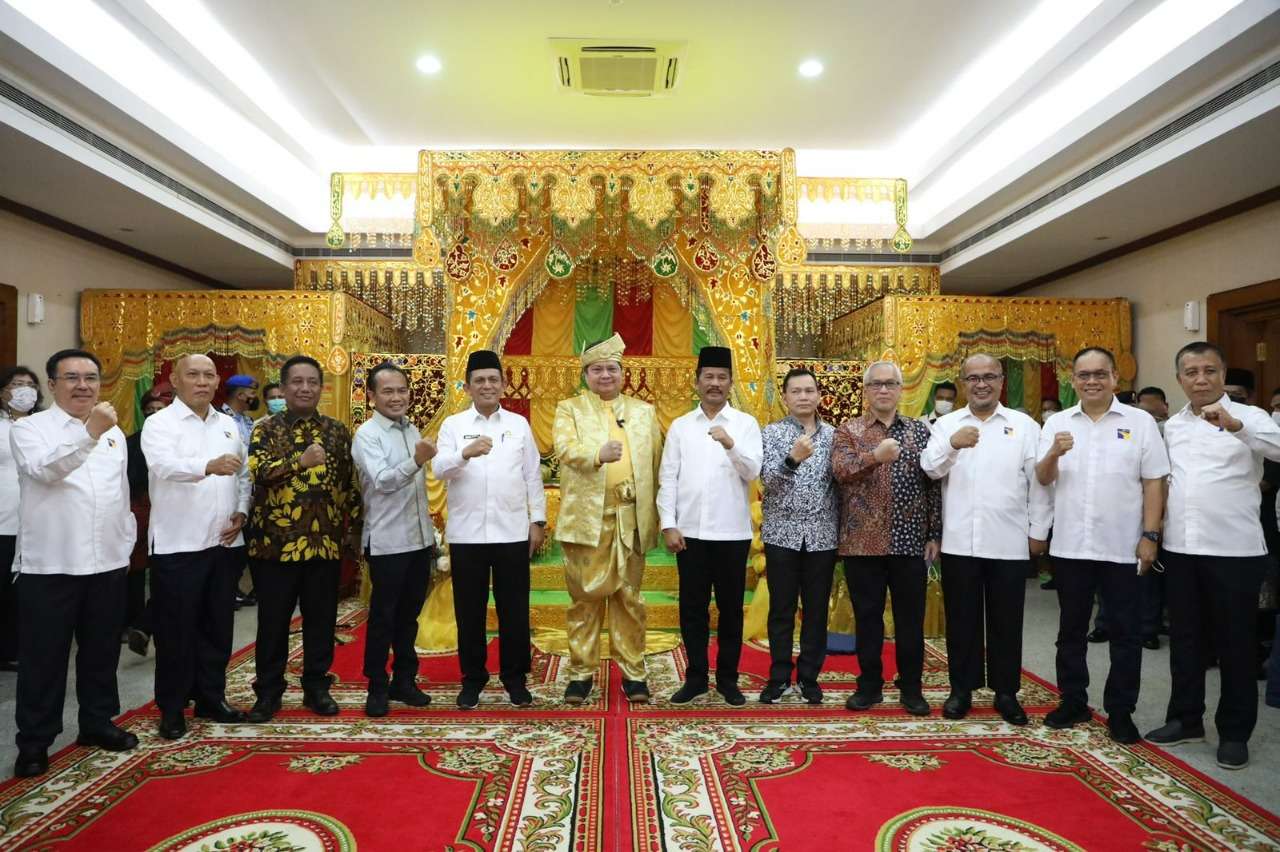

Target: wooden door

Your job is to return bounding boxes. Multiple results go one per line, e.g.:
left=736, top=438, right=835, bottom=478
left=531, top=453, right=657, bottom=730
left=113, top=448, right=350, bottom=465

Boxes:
left=1208, top=279, right=1280, bottom=402
left=0, top=283, right=16, bottom=368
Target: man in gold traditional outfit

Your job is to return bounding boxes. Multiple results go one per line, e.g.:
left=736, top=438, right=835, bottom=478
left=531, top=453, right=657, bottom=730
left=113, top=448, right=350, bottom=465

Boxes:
left=554, top=333, right=663, bottom=705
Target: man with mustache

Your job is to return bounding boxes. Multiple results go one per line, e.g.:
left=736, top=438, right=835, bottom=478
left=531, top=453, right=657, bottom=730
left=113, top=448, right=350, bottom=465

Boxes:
left=142, top=354, right=252, bottom=739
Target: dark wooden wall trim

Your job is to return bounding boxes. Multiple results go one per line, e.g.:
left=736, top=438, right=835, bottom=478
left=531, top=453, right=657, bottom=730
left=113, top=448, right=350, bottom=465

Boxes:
left=1206, top=278, right=1280, bottom=344
left=996, top=187, right=1280, bottom=296
left=0, top=196, right=232, bottom=290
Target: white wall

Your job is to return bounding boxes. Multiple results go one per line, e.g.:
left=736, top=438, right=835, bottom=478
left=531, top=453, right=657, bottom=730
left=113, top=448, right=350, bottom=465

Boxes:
left=1008, top=200, right=1280, bottom=408
left=0, top=209, right=211, bottom=371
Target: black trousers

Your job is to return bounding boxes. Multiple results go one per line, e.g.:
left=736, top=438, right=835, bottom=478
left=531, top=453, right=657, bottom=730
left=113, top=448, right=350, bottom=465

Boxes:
left=250, top=558, right=339, bottom=700
left=847, top=555, right=928, bottom=696
left=677, top=538, right=750, bottom=687
left=0, top=535, right=17, bottom=662
left=125, top=566, right=152, bottom=635
left=1053, top=557, right=1141, bottom=715
left=1141, top=569, right=1166, bottom=638
left=451, top=541, right=531, bottom=689
left=940, top=555, right=1027, bottom=694
left=764, top=544, right=836, bottom=685
left=364, top=548, right=432, bottom=691
left=150, top=547, right=239, bottom=714
left=15, top=567, right=127, bottom=749
left=1161, top=550, right=1268, bottom=742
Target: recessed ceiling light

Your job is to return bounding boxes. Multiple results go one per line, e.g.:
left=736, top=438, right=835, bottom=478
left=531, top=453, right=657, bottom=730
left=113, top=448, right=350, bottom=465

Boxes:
left=798, top=59, right=824, bottom=78
left=415, top=54, right=443, bottom=75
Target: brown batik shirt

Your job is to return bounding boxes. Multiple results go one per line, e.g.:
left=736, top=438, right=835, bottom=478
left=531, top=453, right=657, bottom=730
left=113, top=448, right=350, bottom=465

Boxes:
left=831, top=412, right=941, bottom=557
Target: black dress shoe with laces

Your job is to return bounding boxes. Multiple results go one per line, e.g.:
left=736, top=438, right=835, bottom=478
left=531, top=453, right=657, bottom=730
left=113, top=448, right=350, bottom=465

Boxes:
left=716, top=683, right=747, bottom=706
left=1043, top=701, right=1091, bottom=730
left=78, top=723, right=140, bottom=751
left=563, top=678, right=593, bottom=705
left=246, top=696, right=282, bottom=723
left=13, top=746, right=48, bottom=778
left=942, top=691, right=972, bottom=720
left=157, top=713, right=187, bottom=740
left=844, top=690, right=883, bottom=711
left=388, top=680, right=432, bottom=707
left=994, top=693, right=1028, bottom=726
left=670, top=681, right=709, bottom=704
left=303, top=688, right=340, bottom=716
left=900, top=694, right=931, bottom=716
left=622, top=679, right=651, bottom=703
left=194, top=700, right=248, bottom=723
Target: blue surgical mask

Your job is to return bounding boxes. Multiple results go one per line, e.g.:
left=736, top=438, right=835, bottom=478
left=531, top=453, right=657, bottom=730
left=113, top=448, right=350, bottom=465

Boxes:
left=266, top=398, right=286, bottom=415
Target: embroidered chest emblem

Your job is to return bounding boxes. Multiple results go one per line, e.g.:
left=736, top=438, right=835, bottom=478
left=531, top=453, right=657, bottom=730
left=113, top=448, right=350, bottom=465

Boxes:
left=1116, top=428, right=1131, bottom=440
left=1003, top=427, right=1014, bottom=436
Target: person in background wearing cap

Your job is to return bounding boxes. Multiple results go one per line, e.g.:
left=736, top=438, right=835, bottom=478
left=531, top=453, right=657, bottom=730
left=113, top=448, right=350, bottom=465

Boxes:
left=352, top=362, right=437, bottom=717
left=221, top=374, right=261, bottom=608
left=435, top=350, right=546, bottom=710
left=553, top=334, right=663, bottom=705
left=658, top=346, right=763, bottom=706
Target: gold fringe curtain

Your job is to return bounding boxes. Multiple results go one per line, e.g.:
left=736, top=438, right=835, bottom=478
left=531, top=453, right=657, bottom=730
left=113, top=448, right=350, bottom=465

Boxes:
left=774, top=265, right=939, bottom=349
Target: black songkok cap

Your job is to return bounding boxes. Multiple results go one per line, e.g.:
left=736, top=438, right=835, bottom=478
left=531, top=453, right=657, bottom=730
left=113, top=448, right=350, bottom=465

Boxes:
left=466, top=350, right=502, bottom=376
left=1225, top=367, right=1255, bottom=390
left=697, top=346, right=732, bottom=372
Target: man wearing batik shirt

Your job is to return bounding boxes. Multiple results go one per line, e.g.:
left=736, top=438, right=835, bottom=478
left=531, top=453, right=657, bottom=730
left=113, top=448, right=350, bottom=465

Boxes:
left=759, top=367, right=839, bottom=705
left=245, top=355, right=362, bottom=723
left=832, top=360, right=941, bottom=717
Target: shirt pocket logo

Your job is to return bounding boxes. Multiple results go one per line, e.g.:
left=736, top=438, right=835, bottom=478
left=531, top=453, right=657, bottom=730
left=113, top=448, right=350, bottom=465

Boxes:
left=1116, top=428, right=1131, bottom=440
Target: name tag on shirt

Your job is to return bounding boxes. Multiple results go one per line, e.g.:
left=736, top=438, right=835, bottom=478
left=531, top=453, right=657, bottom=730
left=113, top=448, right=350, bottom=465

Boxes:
left=463, top=434, right=482, bottom=440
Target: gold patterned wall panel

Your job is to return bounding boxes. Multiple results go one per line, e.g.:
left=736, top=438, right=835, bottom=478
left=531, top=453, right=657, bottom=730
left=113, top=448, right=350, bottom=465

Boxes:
left=774, top=264, right=938, bottom=346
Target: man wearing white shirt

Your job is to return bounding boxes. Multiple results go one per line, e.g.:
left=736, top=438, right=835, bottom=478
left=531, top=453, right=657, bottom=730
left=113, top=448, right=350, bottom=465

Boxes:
left=434, top=350, right=546, bottom=710
left=659, top=347, right=763, bottom=706
left=1035, top=348, right=1168, bottom=744
left=142, top=354, right=252, bottom=739
left=352, top=362, right=437, bottom=717
left=921, top=353, right=1051, bottom=726
left=9, top=349, right=139, bottom=778
left=1146, top=342, right=1280, bottom=770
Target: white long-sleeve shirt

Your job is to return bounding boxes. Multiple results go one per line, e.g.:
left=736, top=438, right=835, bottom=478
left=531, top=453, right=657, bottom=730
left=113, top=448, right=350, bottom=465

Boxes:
left=1039, top=397, right=1169, bottom=564
left=0, top=418, right=19, bottom=536
left=353, top=411, right=437, bottom=556
left=432, top=405, right=546, bottom=545
left=657, top=402, right=762, bottom=541
left=141, top=397, right=251, bottom=555
left=921, top=403, right=1052, bottom=560
left=9, top=404, right=135, bottom=575
left=1164, top=394, right=1280, bottom=557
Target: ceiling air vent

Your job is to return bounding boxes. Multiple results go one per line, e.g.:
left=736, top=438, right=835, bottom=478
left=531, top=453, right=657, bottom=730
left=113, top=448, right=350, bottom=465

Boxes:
left=549, top=38, right=685, bottom=97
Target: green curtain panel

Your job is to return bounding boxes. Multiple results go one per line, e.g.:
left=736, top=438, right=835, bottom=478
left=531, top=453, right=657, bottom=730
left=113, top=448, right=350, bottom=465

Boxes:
left=573, top=288, right=615, bottom=355
left=1004, top=358, right=1025, bottom=411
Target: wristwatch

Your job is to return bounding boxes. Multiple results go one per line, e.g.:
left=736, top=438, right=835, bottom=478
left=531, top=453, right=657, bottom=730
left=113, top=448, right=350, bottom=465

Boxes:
left=533, top=521, right=547, bottom=528
left=1141, top=531, right=1161, bottom=543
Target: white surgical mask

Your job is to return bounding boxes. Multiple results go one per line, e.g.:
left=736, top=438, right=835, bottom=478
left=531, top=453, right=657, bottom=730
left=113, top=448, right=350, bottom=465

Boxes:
left=1271, top=411, right=1280, bottom=426
left=933, top=399, right=954, bottom=415
left=7, top=386, right=37, bottom=413
left=266, top=398, right=286, bottom=415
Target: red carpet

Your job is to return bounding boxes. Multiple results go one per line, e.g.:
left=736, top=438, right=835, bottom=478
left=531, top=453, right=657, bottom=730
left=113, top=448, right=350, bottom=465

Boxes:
left=0, top=602, right=1276, bottom=850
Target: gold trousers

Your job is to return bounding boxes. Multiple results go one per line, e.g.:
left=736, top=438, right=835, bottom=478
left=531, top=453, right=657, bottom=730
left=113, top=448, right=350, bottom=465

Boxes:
left=562, top=500, right=647, bottom=681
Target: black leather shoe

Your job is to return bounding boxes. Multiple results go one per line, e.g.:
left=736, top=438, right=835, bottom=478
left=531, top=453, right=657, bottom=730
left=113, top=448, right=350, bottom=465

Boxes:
left=1087, top=628, right=1110, bottom=643
left=507, top=684, right=534, bottom=707
left=563, top=678, right=593, bottom=705
left=126, top=628, right=150, bottom=657
left=1044, top=701, right=1091, bottom=729
left=1108, top=713, right=1141, bottom=744
left=900, top=694, right=931, bottom=716
left=78, top=723, right=140, bottom=751
left=388, top=680, right=432, bottom=707
left=844, top=690, right=883, bottom=711
left=457, top=685, right=481, bottom=710
left=942, top=691, right=972, bottom=719
left=716, top=684, right=747, bottom=706
left=798, top=681, right=823, bottom=705
left=194, top=700, right=248, bottom=723
left=994, top=693, right=1028, bottom=726
left=365, top=691, right=389, bottom=717
left=157, top=713, right=187, bottom=740
left=246, top=696, right=281, bottom=723
left=1217, top=740, right=1249, bottom=769
left=670, top=681, right=709, bottom=705
left=622, top=679, right=651, bottom=703
left=758, top=681, right=789, bottom=704
left=303, top=688, right=340, bottom=716
left=1142, top=635, right=1160, bottom=650
left=1145, top=719, right=1206, bottom=745
left=13, top=746, right=48, bottom=778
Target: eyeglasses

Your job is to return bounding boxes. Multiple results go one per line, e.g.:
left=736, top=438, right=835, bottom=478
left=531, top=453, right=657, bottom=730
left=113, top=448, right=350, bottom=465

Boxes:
left=962, top=374, right=1003, bottom=385
left=1073, top=370, right=1112, bottom=382
left=55, top=373, right=100, bottom=386
left=866, top=380, right=901, bottom=391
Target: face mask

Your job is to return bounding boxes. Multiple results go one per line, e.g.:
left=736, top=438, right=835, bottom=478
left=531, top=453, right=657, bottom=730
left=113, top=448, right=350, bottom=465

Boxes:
left=933, top=399, right=954, bottom=415
left=7, top=386, right=37, bottom=413
left=266, top=398, right=286, bottom=415
left=1271, top=411, right=1280, bottom=426
left=247, top=396, right=261, bottom=412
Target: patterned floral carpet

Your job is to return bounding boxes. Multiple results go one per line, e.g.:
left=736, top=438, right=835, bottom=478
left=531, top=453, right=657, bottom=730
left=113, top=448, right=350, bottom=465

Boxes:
left=0, top=602, right=1276, bottom=850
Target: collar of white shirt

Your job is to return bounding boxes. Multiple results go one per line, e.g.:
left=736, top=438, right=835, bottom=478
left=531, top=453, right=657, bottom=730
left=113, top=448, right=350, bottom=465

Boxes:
left=169, top=396, right=218, bottom=423
left=467, top=404, right=505, bottom=424
left=958, top=402, right=1011, bottom=423
left=1065, top=395, right=1129, bottom=421
left=371, top=410, right=410, bottom=431
left=1172, top=392, right=1231, bottom=421
left=692, top=401, right=735, bottom=424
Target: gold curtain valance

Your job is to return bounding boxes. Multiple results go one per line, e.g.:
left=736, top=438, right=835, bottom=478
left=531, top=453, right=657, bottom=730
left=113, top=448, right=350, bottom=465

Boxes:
left=294, top=259, right=448, bottom=333
left=773, top=265, right=939, bottom=344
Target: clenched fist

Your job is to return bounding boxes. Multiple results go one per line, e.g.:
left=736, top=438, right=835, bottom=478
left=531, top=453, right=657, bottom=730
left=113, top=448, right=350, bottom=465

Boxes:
left=299, top=442, right=326, bottom=469
left=205, top=453, right=242, bottom=476
left=872, top=438, right=901, bottom=464
left=950, top=425, right=980, bottom=450
left=462, top=436, right=493, bottom=459
left=413, top=438, right=437, bottom=466
left=1048, top=431, right=1074, bottom=458
left=598, top=440, right=624, bottom=464
left=789, top=433, right=814, bottom=463
left=86, top=402, right=117, bottom=439
left=663, top=527, right=687, bottom=553
left=708, top=425, right=734, bottom=450
left=1200, top=402, right=1241, bottom=432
